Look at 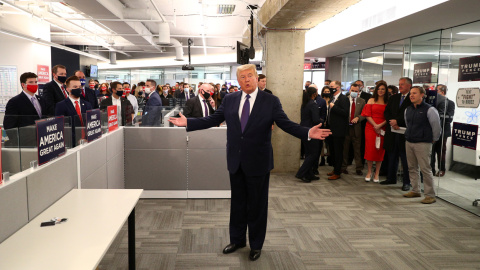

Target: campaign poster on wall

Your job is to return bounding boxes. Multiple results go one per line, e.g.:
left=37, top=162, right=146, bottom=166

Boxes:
left=37, top=65, right=50, bottom=83
left=452, top=122, right=478, bottom=150
left=458, top=56, right=480, bottom=82
left=86, top=109, right=102, bottom=142
left=36, top=116, right=66, bottom=165
left=456, top=87, right=480, bottom=108
left=413, top=62, right=432, bottom=83
left=107, top=105, right=118, bottom=132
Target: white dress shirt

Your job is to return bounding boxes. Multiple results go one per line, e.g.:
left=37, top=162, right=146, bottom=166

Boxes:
left=238, top=88, right=258, bottom=119
left=126, top=94, right=139, bottom=117
left=198, top=95, right=210, bottom=117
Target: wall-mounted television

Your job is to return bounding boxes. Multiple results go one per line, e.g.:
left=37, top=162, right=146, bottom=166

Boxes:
left=89, top=65, right=98, bottom=78
left=236, top=41, right=250, bottom=65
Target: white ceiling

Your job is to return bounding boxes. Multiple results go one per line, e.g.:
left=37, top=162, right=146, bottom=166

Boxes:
left=0, top=0, right=265, bottom=61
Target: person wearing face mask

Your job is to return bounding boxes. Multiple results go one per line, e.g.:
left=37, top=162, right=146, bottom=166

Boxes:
left=3, top=72, right=47, bottom=136
left=88, top=79, right=99, bottom=96
left=141, top=79, right=163, bottom=126
left=42, top=64, right=68, bottom=116
left=100, top=81, right=134, bottom=126
left=178, top=83, right=195, bottom=100
left=183, top=83, right=215, bottom=118
left=97, top=83, right=109, bottom=98
left=326, top=80, right=350, bottom=180
left=136, top=81, right=145, bottom=98
left=340, top=83, right=366, bottom=176
left=55, top=76, right=93, bottom=146
left=319, top=86, right=332, bottom=166
left=160, top=85, right=174, bottom=107
left=123, top=82, right=138, bottom=119
left=74, top=70, right=99, bottom=110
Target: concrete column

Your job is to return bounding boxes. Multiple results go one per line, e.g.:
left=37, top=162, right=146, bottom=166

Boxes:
left=264, top=30, right=305, bottom=173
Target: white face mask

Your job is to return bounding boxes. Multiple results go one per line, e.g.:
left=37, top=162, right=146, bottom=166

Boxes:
left=144, top=87, right=151, bottom=94
left=184, top=87, right=189, bottom=92
left=163, top=90, right=168, bottom=95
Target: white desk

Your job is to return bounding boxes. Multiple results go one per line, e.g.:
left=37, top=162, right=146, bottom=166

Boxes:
left=0, top=189, right=142, bottom=270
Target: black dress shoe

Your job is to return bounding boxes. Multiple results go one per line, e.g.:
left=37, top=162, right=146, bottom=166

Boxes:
left=380, top=180, right=396, bottom=185
left=306, top=175, right=320, bottom=181
left=223, top=243, right=246, bottom=254
left=249, top=249, right=261, bottom=261
left=319, top=157, right=326, bottom=166
left=313, top=169, right=319, bottom=175
left=401, top=184, right=411, bottom=191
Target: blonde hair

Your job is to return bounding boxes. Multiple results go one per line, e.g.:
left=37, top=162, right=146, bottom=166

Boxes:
left=236, top=64, right=258, bottom=78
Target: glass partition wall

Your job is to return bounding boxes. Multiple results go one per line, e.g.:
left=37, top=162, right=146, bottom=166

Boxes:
left=337, top=22, right=480, bottom=215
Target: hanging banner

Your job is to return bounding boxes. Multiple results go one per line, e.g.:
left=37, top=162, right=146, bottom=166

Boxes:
left=456, top=88, right=480, bottom=108
left=86, top=109, right=102, bottom=142
left=458, top=55, right=480, bottom=82
left=413, top=62, right=432, bottom=83
left=107, top=105, right=118, bottom=132
left=37, top=65, right=50, bottom=83
left=36, top=116, right=66, bottom=165
left=452, top=122, right=478, bottom=150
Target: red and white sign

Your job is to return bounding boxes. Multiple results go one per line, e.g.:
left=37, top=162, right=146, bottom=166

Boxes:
left=37, top=65, right=50, bottom=83
left=107, top=105, right=118, bottom=132
left=304, top=63, right=312, bottom=70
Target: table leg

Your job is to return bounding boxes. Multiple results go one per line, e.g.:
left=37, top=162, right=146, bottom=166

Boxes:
left=128, top=207, right=136, bottom=270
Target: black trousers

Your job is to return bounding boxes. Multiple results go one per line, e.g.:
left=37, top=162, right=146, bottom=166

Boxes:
left=328, top=136, right=345, bottom=175
left=229, top=167, right=270, bottom=250
left=387, top=134, right=410, bottom=185
left=431, top=135, right=448, bottom=173
left=296, top=139, right=320, bottom=178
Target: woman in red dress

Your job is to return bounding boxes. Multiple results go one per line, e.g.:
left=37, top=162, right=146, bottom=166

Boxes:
left=361, top=82, right=388, bottom=182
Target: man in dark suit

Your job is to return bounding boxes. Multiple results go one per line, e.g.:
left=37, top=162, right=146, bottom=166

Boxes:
left=173, top=82, right=184, bottom=98
left=326, top=80, right=350, bottom=180
left=184, top=83, right=215, bottom=118
left=355, top=80, right=371, bottom=165
left=431, top=84, right=455, bottom=177
left=74, top=70, right=99, bottom=109
left=311, top=84, right=327, bottom=173
left=258, top=74, right=272, bottom=94
left=176, top=83, right=195, bottom=100
left=55, top=76, right=92, bottom=146
left=169, top=64, right=331, bottom=261
left=42, top=64, right=68, bottom=116
left=100, top=81, right=133, bottom=126
left=341, top=83, right=366, bottom=175
left=142, top=79, right=163, bottom=126
left=382, top=77, right=412, bottom=190
left=3, top=72, right=47, bottom=147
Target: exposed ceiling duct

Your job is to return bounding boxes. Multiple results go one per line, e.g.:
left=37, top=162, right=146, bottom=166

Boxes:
left=170, top=38, right=184, bottom=61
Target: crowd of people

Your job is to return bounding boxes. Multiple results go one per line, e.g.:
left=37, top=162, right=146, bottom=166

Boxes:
left=297, top=77, right=455, bottom=204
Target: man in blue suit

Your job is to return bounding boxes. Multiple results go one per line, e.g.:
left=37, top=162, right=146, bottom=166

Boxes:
left=141, top=79, right=163, bottom=126
left=169, top=64, right=331, bottom=261
left=74, top=70, right=99, bottom=109
left=3, top=72, right=47, bottom=147
left=55, top=76, right=92, bottom=147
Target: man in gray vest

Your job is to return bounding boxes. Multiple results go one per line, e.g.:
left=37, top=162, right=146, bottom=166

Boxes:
left=403, top=86, right=441, bottom=204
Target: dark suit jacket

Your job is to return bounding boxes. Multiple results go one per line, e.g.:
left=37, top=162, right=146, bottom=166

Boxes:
left=348, top=97, right=366, bottom=137
left=314, top=96, right=328, bottom=124
left=3, top=92, right=47, bottom=147
left=300, top=100, right=321, bottom=128
left=384, top=93, right=412, bottom=151
left=328, top=93, right=350, bottom=137
left=360, top=91, right=372, bottom=104
left=55, top=98, right=92, bottom=146
left=187, top=90, right=309, bottom=176
left=160, top=94, right=174, bottom=106
left=145, top=91, right=162, bottom=107
left=142, top=92, right=163, bottom=126
left=184, top=96, right=215, bottom=118
left=262, top=88, right=273, bottom=95
left=436, top=94, right=455, bottom=137
left=175, top=90, right=195, bottom=99
left=42, top=80, right=66, bottom=116
left=100, top=96, right=133, bottom=126
left=80, top=86, right=99, bottom=109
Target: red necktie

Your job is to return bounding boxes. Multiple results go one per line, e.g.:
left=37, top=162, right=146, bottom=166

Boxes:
left=61, top=85, right=68, bottom=98
left=75, top=101, right=84, bottom=126
left=82, top=88, right=85, bottom=98
left=350, top=98, right=356, bottom=123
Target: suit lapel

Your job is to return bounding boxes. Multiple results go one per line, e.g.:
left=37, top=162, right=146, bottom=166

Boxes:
left=232, top=92, right=242, bottom=129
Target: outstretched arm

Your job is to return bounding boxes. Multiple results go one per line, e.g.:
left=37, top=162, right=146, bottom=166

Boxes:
left=168, top=112, right=187, bottom=127
left=308, top=123, right=332, bottom=140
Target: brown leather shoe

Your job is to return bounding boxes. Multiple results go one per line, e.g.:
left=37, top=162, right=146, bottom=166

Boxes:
left=421, top=196, right=436, bottom=204
left=356, top=170, right=363, bottom=175
left=327, top=171, right=335, bottom=176
left=438, top=171, right=445, bottom=177
left=328, top=174, right=340, bottom=180
left=403, top=191, right=421, bottom=198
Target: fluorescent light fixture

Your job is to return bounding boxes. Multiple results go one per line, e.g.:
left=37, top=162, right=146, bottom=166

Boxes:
left=457, top=32, right=480, bottom=35
left=0, top=28, right=109, bottom=61
left=217, top=4, right=236, bottom=15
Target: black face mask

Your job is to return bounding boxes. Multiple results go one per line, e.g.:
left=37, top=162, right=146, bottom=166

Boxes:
left=115, top=90, right=124, bottom=97
left=202, top=91, right=211, bottom=99
left=321, top=93, right=331, bottom=98
left=329, top=87, right=337, bottom=94
left=138, top=91, right=143, bottom=95
left=222, top=87, right=227, bottom=91
left=70, top=88, right=82, bottom=98
left=57, top=76, right=67, bottom=83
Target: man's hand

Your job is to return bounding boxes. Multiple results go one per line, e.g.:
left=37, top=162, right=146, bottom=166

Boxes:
left=208, top=97, right=215, bottom=108
left=351, top=117, right=359, bottom=124
left=392, top=124, right=400, bottom=130
left=389, top=119, right=397, bottom=127
left=308, top=123, right=332, bottom=140
left=168, top=112, right=187, bottom=127
left=329, top=102, right=335, bottom=108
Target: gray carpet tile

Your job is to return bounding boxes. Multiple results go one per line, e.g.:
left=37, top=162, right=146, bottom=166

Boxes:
left=98, top=168, right=480, bottom=270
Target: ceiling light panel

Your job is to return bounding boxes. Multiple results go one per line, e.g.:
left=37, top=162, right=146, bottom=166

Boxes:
left=217, top=4, right=235, bottom=15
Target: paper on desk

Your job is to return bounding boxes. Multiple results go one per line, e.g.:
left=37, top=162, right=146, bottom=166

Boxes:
left=391, top=127, right=406, bottom=134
